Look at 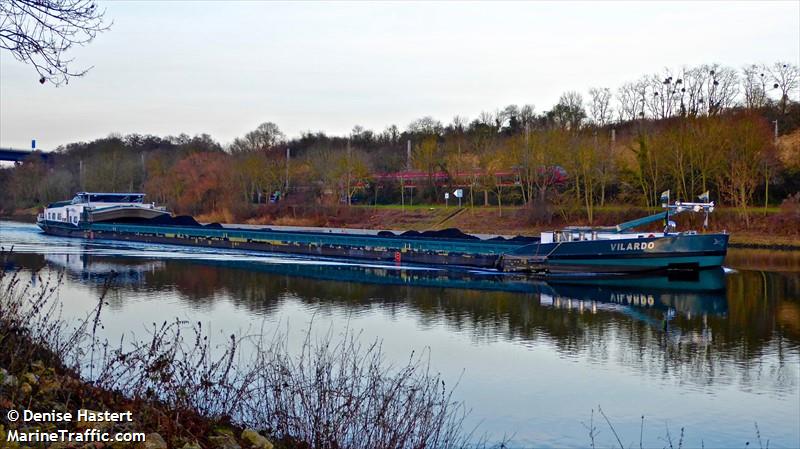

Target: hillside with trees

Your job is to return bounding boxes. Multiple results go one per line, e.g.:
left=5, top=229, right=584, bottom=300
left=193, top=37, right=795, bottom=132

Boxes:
left=2, top=62, right=799, bottom=235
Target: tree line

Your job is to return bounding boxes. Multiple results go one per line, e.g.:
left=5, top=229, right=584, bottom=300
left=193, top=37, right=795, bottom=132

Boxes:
left=1, top=61, right=798, bottom=226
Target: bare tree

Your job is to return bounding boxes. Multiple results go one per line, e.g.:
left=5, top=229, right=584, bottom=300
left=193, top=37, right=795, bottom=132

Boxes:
left=680, top=67, right=709, bottom=117
left=617, top=77, right=650, bottom=120
left=407, top=116, right=443, bottom=136
left=476, top=110, right=496, bottom=129
left=645, top=70, right=682, bottom=120
left=716, top=115, right=772, bottom=227
left=550, top=91, right=586, bottom=131
left=230, top=122, right=285, bottom=153
left=490, top=108, right=506, bottom=132
left=768, top=61, right=800, bottom=114
left=704, top=64, right=739, bottom=115
left=588, top=87, right=613, bottom=126
left=350, top=124, right=375, bottom=147
left=336, top=143, right=371, bottom=206
left=616, top=82, right=639, bottom=122
left=742, top=64, right=770, bottom=109
left=446, top=115, right=468, bottom=183
left=450, top=115, right=468, bottom=133
left=501, top=104, right=521, bottom=132
left=0, top=0, right=109, bottom=85
left=379, top=124, right=400, bottom=145
left=519, top=104, right=536, bottom=129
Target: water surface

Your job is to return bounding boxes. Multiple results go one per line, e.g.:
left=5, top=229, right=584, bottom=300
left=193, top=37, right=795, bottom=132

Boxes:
left=2, top=220, right=798, bottom=448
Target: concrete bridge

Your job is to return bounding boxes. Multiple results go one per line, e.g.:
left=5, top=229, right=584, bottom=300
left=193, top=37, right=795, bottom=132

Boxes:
left=0, top=148, right=50, bottom=162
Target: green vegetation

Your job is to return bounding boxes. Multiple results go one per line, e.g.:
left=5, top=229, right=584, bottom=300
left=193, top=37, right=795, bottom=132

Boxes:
left=1, top=62, right=798, bottom=233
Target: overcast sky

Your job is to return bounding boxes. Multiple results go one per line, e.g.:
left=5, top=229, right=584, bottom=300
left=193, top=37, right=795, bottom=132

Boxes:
left=1, top=1, right=798, bottom=150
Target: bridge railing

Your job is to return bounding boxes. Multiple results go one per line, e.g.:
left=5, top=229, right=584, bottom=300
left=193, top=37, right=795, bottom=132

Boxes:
left=0, top=148, right=50, bottom=162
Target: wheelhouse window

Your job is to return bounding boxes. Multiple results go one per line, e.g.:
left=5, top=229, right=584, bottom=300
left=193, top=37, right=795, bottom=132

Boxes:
left=86, top=194, right=144, bottom=203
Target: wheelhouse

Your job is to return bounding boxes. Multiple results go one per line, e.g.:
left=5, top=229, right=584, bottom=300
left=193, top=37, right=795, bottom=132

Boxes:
left=38, top=192, right=168, bottom=229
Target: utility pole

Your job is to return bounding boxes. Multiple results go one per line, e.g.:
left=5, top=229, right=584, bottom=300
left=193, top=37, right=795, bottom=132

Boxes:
left=766, top=120, right=778, bottom=213
left=773, top=120, right=779, bottom=144
left=346, top=140, right=352, bottom=206
left=285, top=147, right=291, bottom=193
left=457, top=142, right=461, bottom=171
left=406, top=139, right=411, bottom=171
left=525, top=123, right=530, bottom=146
left=400, top=177, right=405, bottom=212
left=524, top=123, right=530, bottom=205
left=403, top=139, right=411, bottom=212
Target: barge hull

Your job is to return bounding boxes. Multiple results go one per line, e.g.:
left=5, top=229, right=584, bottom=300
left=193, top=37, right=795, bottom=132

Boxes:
left=37, top=221, right=511, bottom=269
left=502, top=233, right=729, bottom=273
left=37, top=221, right=729, bottom=273
left=543, top=254, right=726, bottom=272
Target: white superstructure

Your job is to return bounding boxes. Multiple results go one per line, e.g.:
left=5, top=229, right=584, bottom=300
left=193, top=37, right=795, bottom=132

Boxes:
left=37, top=192, right=168, bottom=227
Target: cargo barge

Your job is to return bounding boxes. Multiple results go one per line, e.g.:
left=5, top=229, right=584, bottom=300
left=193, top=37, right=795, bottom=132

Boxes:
left=36, top=192, right=729, bottom=274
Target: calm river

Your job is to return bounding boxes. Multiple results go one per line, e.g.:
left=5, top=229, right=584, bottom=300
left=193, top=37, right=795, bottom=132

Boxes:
left=1, top=220, right=799, bottom=448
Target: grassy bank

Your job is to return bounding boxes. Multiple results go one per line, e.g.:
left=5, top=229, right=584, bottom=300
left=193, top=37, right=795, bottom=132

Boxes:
left=0, top=264, right=478, bottom=449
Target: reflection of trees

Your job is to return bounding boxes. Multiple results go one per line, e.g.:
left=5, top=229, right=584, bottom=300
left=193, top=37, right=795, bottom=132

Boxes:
left=13, top=252, right=800, bottom=391
left=163, top=261, right=800, bottom=391
left=725, top=248, right=800, bottom=272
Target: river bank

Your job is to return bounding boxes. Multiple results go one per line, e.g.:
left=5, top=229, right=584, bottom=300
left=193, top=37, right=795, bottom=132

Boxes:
left=0, top=274, right=276, bottom=449
left=0, top=262, right=472, bottom=449
left=0, top=359, right=274, bottom=449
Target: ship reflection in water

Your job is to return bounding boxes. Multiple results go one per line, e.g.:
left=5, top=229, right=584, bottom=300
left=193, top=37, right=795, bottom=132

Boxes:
left=44, top=253, right=165, bottom=286
left=542, top=269, right=727, bottom=324
left=27, top=248, right=797, bottom=374
left=40, top=249, right=729, bottom=332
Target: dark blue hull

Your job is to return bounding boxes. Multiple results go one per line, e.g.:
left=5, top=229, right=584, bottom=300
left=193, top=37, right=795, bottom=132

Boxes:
left=505, top=233, right=729, bottom=273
